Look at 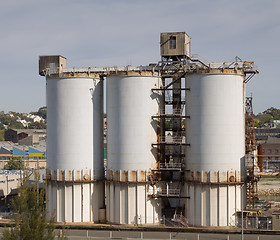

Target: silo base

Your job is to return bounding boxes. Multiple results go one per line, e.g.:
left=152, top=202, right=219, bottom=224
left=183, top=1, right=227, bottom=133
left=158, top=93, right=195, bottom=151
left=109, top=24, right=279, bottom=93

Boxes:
left=46, top=169, right=104, bottom=223
left=185, top=183, right=241, bottom=227
left=105, top=181, right=160, bottom=225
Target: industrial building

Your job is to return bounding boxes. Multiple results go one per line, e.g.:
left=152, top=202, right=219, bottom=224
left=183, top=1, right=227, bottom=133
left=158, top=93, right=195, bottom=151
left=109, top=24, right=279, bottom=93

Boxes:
left=39, top=32, right=258, bottom=227
left=0, top=141, right=46, bottom=169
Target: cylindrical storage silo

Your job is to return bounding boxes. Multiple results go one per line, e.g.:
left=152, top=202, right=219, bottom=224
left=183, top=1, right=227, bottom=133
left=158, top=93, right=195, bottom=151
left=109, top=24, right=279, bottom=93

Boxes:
left=46, top=73, right=104, bottom=223
left=185, top=70, right=245, bottom=227
left=106, top=71, right=162, bottom=225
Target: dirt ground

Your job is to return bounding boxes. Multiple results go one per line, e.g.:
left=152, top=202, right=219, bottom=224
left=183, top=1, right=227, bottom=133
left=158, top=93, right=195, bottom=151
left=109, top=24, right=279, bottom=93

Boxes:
left=257, top=175, right=280, bottom=195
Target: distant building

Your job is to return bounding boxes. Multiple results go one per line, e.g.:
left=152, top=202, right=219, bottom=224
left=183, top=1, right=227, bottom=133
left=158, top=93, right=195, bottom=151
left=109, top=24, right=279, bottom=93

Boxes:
left=4, top=129, right=46, bottom=144
left=259, top=137, right=280, bottom=171
left=16, top=118, right=30, bottom=127
left=272, top=211, right=280, bottom=230
left=261, top=137, right=280, bottom=158
left=0, top=146, right=12, bottom=160
left=264, top=122, right=277, bottom=129
left=27, top=114, right=45, bottom=123
left=0, top=141, right=46, bottom=169
left=255, top=128, right=280, bottom=141
left=4, top=129, right=27, bottom=143
left=274, top=120, right=280, bottom=126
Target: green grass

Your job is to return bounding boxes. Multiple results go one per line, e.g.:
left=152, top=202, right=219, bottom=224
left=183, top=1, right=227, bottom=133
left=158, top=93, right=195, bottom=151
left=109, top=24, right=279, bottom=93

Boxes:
left=260, top=177, right=280, bottom=181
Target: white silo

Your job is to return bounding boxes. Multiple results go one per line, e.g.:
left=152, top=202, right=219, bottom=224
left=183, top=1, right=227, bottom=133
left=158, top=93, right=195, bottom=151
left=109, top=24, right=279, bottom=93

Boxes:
left=41, top=56, right=104, bottom=223
left=185, top=70, right=245, bottom=226
left=106, top=71, right=162, bottom=225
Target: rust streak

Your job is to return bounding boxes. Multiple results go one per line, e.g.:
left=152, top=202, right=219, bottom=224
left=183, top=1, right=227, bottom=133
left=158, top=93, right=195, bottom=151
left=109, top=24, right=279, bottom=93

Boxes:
left=195, top=171, right=201, bottom=182
left=131, top=171, right=137, bottom=182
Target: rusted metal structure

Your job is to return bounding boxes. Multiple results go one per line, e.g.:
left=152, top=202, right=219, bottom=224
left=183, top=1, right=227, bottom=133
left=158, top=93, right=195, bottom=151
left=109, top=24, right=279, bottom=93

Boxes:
left=245, top=97, right=256, bottom=153
left=155, top=33, right=258, bottom=227
left=257, top=144, right=264, bottom=172
left=245, top=96, right=259, bottom=209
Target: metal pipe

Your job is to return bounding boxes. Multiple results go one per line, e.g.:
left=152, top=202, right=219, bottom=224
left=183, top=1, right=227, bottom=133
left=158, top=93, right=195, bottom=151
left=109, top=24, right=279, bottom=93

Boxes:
left=241, top=184, right=244, bottom=240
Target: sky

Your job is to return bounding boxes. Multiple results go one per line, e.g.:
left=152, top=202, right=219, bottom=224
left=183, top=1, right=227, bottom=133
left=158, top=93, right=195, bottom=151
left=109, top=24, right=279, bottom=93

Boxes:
left=0, top=0, right=279, bottom=114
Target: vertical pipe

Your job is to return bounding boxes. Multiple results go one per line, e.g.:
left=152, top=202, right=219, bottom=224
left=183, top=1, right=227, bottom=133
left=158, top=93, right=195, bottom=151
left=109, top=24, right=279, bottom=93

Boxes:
left=209, top=187, right=212, bottom=226
left=72, top=182, right=74, bottom=222
left=217, top=184, right=220, bottom=226
left=258, top=144, right=263, bottom=172
left=81, top=180, right=83, bottom=222
left=235, top=184, right=237, bottom=226
left=89, top=181, right=92, bottom=222
left=227, top=184, right=229, bottom=226
left=135, top=180, right=138, bottom=225
left=145, top=181, right=147, bottom=224
left=241, top=184, right=244, bottom=240
left=64, top=183, right=66, bottom=222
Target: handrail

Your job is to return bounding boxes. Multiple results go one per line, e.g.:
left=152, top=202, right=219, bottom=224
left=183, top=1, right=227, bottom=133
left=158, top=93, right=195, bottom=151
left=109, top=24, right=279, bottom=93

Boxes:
left=158, top=189, right=180, bottom=196
left=159, top=162, right=183, bottom=169
left=159, top=136, right=186, bottom=144
left=158, top=108, right=183, bottom=115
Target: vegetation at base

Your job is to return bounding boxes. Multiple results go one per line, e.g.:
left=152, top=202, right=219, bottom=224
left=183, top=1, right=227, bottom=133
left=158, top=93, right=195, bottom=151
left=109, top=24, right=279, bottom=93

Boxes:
left=3, top=158, right=24, bottom=170
left=1, top=173, right=67, bottom=240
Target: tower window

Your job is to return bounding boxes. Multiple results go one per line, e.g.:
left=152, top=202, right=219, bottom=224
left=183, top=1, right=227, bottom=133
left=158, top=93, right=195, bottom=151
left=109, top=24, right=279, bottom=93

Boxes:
left=169, top=36, right=176, bottom=49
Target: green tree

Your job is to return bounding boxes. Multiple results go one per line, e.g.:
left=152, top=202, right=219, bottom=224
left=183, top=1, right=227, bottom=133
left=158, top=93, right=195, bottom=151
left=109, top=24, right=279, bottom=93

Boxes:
left=37, top=106, right=47, bottom=120
left=263, top=107, right=280, bottom=120
left=254, top=120, right=260, bottom=128
left=2, top=174, right=67, bottom=240
left=255, top=113, right=273, bottom=127
left=28, top=121, right=46, bottom=129
left=3, top=158, right=24, bottom=170
left=0, top=130, right=4, bottom=141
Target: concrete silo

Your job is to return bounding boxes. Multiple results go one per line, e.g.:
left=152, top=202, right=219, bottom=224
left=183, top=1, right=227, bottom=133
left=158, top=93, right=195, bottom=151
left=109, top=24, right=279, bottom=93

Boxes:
left=106, top=71, right=162, bottom=224
left=39, top=56, right=104, bottom=223
left=185, top=70, right=245, bottom=226
left=38, top=33, right=257, bottom=228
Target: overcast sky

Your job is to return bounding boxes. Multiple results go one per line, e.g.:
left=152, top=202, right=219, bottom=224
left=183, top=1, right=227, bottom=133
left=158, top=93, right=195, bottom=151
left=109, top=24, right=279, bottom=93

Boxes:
left=0, top=0, right=279, bottom=114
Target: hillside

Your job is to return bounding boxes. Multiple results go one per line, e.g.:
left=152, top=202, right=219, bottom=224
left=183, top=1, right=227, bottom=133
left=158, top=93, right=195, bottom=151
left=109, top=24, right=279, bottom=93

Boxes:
left=0, top=107, right=46, bottom=130
left=255, top=107, right=280, bottom=128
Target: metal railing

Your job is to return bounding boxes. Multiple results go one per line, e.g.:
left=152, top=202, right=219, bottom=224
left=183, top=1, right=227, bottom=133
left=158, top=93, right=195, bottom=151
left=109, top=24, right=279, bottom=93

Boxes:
left=159, top=136, right=186, bottom=144
left=237, top=216, right=272, bottom=230
left=157, top=188, right=181, bottom=197
left=159, top=162, right=183, bottom=170
left=158, top=108, right=183, bottom=115
left=173, top=214, right=189, bottom=227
